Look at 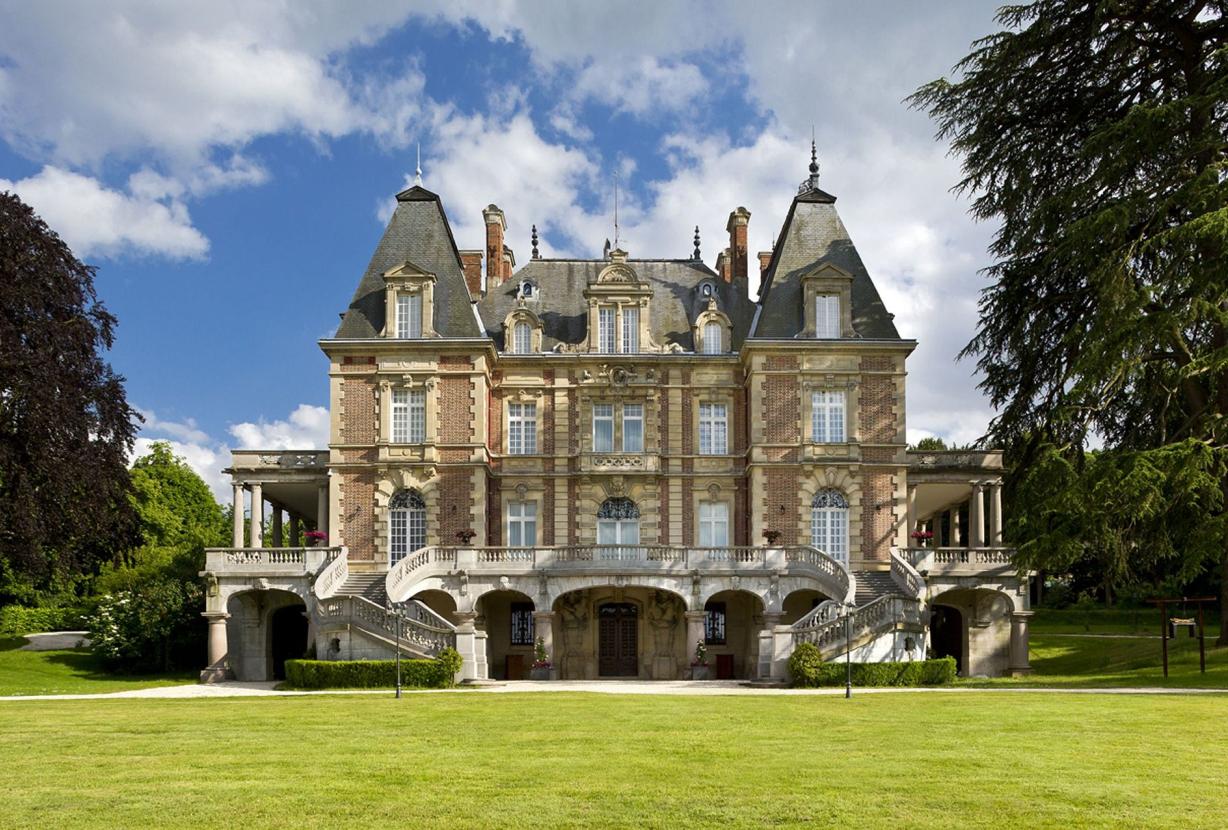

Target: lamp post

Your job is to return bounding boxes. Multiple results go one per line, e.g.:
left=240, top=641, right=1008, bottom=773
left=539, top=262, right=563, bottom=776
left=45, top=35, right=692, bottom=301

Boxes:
left=387, top=600, right=403, bottom=699
left=845, top=612, right=852, bottom=699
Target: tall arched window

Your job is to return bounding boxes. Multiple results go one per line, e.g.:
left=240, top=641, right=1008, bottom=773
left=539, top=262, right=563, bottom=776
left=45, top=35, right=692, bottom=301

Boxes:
left=810, top=489, right=849, bottom=564
left=512, top=322, right=532, bottom=354
left=389, top=489, right=426, bottom=564
left=597, top=497, right=640, bottom=548
left=702, top=321, right=723, bottom=354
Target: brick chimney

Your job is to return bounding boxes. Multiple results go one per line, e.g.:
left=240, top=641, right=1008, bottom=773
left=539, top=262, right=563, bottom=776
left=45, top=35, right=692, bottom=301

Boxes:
left=757, top=251, right=773, bottom=279
left=483, top=205, right=506, bottom=288
left=726, top=207, right=750, bottom=283
left=715, top=249, right=730, bottom=282
left=459, top=250, right=484, bottom=297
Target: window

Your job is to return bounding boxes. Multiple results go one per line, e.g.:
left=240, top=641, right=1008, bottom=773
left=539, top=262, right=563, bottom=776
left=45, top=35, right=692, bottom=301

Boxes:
left=520, top=281, right=534, bottom=299
left=699, top=502, right=729, bottom=547
left=593, top=403, right=614, bottom=452
left=598, top=307, right=616, bottom=353
left=396, top=292, right=422, bottom=339
left=704, top=601, right=727, bottom=645
left=621, top=306, right=639, bottom=353
left=811, top=390, right=846, bottom=443
left=810, top=489, right=849, bottom=565
left=392, top=389, right=426, bottom=443
left=389, top=489, right=426, bottom=565
left=512, top=322, right=532, bottom=354
left=507, top=501, right=537, bottom=547
left=622, top=404, right=643, bottom=452
left=597, top=498, right=640, bottom=547
left=701, top=282, right=714, bottom=298
left=702, top=321, right=723, bottom=355
left=698, top=403, right=728, bottom=455
left=507, top=402, right=537, bottom=455
left=815, top=294, right=840, bottom=338
left=510, top=602, right=534, bottom=646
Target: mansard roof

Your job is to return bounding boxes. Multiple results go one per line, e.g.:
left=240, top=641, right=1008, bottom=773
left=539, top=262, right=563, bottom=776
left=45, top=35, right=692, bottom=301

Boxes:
left=333, top=185, right=481, bottom=339
left=477, top=259, right=757, bottom=352
left=754, top=192, right=900, bottom=340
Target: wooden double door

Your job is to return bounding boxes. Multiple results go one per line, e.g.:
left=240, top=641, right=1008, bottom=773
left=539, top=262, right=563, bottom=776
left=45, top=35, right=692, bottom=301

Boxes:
left=598, top=603, right=638, bottom=677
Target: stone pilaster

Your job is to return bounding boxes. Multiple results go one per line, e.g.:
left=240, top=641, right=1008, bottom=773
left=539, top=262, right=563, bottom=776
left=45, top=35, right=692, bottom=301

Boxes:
left=248, top=483, right=263, bottom=548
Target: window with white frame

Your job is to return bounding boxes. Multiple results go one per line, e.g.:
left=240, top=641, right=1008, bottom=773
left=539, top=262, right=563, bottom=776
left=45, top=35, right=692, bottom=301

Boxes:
left=506, top=500, right=537, bottom=547
left=698, top=501, right=729, bottom=547
left=598, top=307, right=616, bottom=353
left=389, top=489, right=426, bottom=564
left=815, top=294, right=840, bottom=338
left=397, top=292, right=423, bottom=339
left=512, top=322, right=532, bottom=354
left=811, top=390, right=846, bottom=443
left=698, top=403, right=728, bottom=455
left=621, top=306, right=639, bottom=353
left=507, top=402, right=537, bottom=455
left=593, top=403, right=614, bottom=452
left=597, top=498, right=640, bottom=546
left=392, top=389, right=427, bottom=443
left=810, top=489, right=849, bottom=564
left=622, top=403, right=643, bottom=452
left=702, top=321, right=723, bottom=354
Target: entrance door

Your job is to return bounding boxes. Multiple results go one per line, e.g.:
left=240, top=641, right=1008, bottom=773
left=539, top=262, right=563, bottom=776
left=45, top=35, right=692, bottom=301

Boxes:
left=598, top=603, right=638, bottom=676
left=270, top=604, right=308, bottom=681
left=930, top=604, right=963, bottom=675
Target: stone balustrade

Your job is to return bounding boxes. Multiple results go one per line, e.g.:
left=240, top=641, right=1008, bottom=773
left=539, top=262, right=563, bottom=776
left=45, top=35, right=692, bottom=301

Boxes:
left=904, top=546, right=1017, bottom=575
left=792, top=595, right=922, bottom=659
left=204, top=546, right=342, bottom=575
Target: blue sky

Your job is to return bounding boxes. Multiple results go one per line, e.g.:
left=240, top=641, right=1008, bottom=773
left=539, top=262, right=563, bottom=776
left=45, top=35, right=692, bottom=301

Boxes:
left=0, top=1, right=1003, bottom=498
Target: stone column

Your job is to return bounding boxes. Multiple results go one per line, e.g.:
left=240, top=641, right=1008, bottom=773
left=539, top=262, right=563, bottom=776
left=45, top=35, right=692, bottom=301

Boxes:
left=288, top=515, right=301, bottom=548
left=685, top=610, right=707, bottom=670
left=533, top=611, right=557, bottom=679
left=200, top=612, right=233, bottom=683
left=906, top=484, right=917, bottom=539
left=248, top=483, right=263, bottom=548
left=317, top=483, right=329, bottom=538
left=969, top=483, right=985, bottom=547
left=1008, top=611, right=1033, bottom=676
left=758, top=612, right=782, bottom=679
left=232, top=484, right=244, bottom=547
left=271, top=506, right=284, bottom=548
left=935, top=511, right=946, bottom=547
left=990, top=482, right=1004, bottom=546
left=951, top=506, right=963, bottom=548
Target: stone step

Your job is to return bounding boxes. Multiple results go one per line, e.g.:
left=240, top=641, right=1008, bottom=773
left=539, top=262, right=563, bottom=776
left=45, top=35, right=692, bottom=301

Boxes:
left=852, top=570, right=900, bottom=606
left=337, top=573, right=388, bottom=603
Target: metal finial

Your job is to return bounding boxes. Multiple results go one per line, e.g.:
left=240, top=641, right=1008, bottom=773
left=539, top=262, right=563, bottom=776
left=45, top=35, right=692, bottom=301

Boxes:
left=692, top=225, right=701, bottom=260
left=414, top=142, right=423, bottom=186
left=531, top=224, right=539, bottom=260
left=809, top=139, right=819, bottom=176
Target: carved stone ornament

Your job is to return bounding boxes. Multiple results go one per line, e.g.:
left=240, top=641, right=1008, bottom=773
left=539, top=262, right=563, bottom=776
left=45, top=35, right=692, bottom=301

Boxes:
left=515, top=483, right=529, bottom=499
left=706, top=483, right=721, bottom=498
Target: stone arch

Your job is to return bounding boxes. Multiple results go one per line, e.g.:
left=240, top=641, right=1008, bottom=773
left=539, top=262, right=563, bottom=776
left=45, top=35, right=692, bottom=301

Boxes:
left=374, top=472, right=440, bottom=563
left=701, top=589, right=765, bottom=680
left=798, top=470, right=861, bottom=561
left=224, top=587, right=306, bottom=682
left=502, top=306, right=543, bottom=354
left=780, top=588, right=830, bottom=625
left=410, top=589, right=459, bottom=625
left=928, top=586, right=1017, bottom=677
left=476, top=588, right=536, bottom=680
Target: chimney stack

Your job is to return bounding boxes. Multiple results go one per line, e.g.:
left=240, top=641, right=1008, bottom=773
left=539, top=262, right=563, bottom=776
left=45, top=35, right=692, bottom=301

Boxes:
left=483, top=205, right=507, bottom=287
left=726, top=207, right=750, bottom=283
left=757, top=251, right=773, bottom=279
left=459, top=250, right=484, bottom=298
left=716, top=249, right=730, bottom=282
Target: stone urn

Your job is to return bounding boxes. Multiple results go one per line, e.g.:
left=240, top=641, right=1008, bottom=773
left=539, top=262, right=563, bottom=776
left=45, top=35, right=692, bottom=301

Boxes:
left=690, top=664, right=711, bottom=681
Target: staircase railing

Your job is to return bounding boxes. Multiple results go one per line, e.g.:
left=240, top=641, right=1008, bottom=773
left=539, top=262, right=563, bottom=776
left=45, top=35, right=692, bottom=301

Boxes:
left=792, top=595, right=922, bottom=659
left=791, top=599, right=844, bottom=631
left=889, top=548, right=926, bottom=601
left=317, top=594, right=456, bottom=656
left=312, top=548, right=349, bottom=600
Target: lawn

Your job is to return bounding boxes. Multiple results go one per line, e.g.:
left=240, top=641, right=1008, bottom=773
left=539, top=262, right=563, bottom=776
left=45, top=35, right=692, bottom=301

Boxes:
left=0, top=637, right=195, bottom=696
left=1, top=692, right=1226, bottom=828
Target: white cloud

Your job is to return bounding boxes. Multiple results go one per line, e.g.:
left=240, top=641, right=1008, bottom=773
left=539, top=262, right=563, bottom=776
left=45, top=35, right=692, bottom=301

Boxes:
left=1, top=166, right=209, bottom=260
left=132, top=435, right=231, bottom=503
left=571, top=57, right=708, bottom=116
left=229, top=404, right=330, bottom=451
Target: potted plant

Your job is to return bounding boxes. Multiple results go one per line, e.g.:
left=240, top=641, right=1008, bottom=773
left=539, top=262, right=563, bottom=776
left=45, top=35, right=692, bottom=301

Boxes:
left=529, top=636, right=552, bottom=680
left=690, top=639, right=710, bottom=680
left=762, top=529, right=782, bottom=547
left=304, top=530, right=328, bottom=548
left=455, top=529, right=477, bottom=546
left=910, top=529, right=934, bottom=548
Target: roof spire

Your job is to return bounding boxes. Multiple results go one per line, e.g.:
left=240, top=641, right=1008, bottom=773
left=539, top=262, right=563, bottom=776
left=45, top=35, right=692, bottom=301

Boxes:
left=692, top=225, right=701, bottom=260
left=531, top=224, right=540, bottom=260
left=613, top=171, right=620, bottom=249
left=799, top=132, right=822, bottom=195
left=414, top=142, right=423, bottom=186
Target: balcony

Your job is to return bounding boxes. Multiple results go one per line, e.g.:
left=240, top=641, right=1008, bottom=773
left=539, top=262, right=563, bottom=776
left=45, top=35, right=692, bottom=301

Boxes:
left=204, top=546, right=342, bottom=577
left=904, top=546, right=1017, bottom=576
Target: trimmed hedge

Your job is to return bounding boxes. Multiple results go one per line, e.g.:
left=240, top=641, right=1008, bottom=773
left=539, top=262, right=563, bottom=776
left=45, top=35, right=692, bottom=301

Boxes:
left=790, top=654, right=956, bottom=688
left=285, top=647, right=462, bottom=690
left=0, top=605, right=89, bottom=637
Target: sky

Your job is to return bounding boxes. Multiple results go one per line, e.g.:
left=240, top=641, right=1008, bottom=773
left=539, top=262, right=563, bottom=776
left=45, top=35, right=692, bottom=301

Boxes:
left=0, top=1, right=1007, bottom=501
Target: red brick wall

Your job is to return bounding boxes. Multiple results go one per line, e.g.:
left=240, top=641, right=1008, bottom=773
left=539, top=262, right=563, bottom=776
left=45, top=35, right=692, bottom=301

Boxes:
left=763, top=375, right=800, bottom=445
left=681, top=369, right=693, bottom=455
left=341, top=378, right=376, bottom=444
left=460, top=251, right=483, bottom=297
left=765, top=468, right=800, bottom=545
left=861, top=470, right=893, bottom=561
left=438, top=468, right=473, bottom=545
left=341, top=471, right=375, bottom=561
left=858, top=375, right=895, bottom=444
left=543, top=477, right=555, bottom=546
left=439, top=376, right=472, bottom=444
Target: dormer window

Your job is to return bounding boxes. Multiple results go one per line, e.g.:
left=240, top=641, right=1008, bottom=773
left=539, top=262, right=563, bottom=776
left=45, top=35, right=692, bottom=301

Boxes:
left=520, top=280, right=535, bottom=299
left=513, top=322, right=533, bottom=354
left=800, top=263, right=853, bottom=339
left=502, top=308, right=543, bottom=355
left=815, top=294, right=840, bottom=338
left=701, top=282, right=714, bottom=298
left=397, top=292, right=422, bottom=339
left=621, top=306, right=639, bottom=353
left=381, top=260, right=436, bottom=339
left=702, top=321, right=723, bottom=354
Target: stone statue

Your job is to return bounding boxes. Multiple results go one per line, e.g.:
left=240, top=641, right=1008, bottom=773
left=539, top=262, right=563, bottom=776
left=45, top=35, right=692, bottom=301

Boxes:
left=648, top=590, right=680, bottom=678
left=559, top=593, right=589, bottom=679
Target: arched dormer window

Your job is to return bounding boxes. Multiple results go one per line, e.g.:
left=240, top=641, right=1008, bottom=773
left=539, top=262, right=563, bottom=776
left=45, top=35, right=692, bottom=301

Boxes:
left=389, top=489, right=427, bottom=564
left=810, top=489, right=849, bottom=565
left=702, top=321, right=723, bottom=354
left=513, top=322, right=533, bottom=354
left=695, top=303, right=732, bottom=356
left=503, top=308, right=542, bottom=354
left=597, top=498, right=640, bottom=547
left=520, top=280, right=536, bottom=300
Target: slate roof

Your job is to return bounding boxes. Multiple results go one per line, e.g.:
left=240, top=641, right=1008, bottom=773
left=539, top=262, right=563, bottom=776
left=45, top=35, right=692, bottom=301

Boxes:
left=754, top=188, right=901, bottom=340
left=333, top=185, right=481, bottom=339
left=476, top=259, right=759, bottom=352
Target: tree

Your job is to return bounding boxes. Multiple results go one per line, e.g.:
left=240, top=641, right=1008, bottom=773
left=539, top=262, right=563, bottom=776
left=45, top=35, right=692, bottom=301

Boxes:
left=0, top=191, right=140, bottom=600
left=911, top=437, right=949, bottom=451
left=912, top=2, right=1228, bottom=639
left=128, top=441, right=227, bottom=552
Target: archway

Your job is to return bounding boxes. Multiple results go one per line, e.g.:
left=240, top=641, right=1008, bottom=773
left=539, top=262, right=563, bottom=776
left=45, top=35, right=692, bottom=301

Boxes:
left=598, top=602, right=639, bottom=676
left=411, top=589, right=460, bottom=625
left=270, top=603, right=308, bottom=681
left=929, top=604, right=963, bottom=674
left=703, top=590, right=765, bottom=679
left=552, top=586, right=688, bottom=680
left=476, top=589, right=535, bottom=680
left=781, top=589, right=828, bottom=626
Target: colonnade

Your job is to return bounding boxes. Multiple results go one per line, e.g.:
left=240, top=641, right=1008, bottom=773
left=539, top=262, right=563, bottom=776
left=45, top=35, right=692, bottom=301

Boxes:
left=229, top=481, right=330, bottom=548
left=906, top=479, right=1005, bottom=547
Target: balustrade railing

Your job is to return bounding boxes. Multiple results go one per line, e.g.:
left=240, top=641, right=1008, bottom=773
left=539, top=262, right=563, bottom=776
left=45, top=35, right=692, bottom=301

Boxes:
left=205, top=546, right=342, bottom=574
left=313, top=549, right=349, bottom=599
left=905, top=546, right=1016, bottom=573
left=317, top=594, right=456, bottom=656
left=889, top=548, right=926, bottom=600
left=792, top=595, right=922, bottom=658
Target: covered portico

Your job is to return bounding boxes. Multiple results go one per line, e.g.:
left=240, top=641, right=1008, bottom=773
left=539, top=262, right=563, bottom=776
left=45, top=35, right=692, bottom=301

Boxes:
left=226, top=449, right=331, bottom=549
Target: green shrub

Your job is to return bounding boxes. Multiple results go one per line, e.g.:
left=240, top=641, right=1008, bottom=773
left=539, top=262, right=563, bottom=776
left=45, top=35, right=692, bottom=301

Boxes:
left=787, top=641, right=824, bottom=686
left=284, top=650, right=463, bottom=690
left=88, top=578, right=203, bottom=673
left=0, top=605, right=89, bottom=637
left=790, top=654, right=956, bottom=688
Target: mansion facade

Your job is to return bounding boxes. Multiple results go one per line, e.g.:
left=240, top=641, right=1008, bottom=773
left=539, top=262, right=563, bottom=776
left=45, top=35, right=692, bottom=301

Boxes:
left=200, top=153, right=1032, bottom=685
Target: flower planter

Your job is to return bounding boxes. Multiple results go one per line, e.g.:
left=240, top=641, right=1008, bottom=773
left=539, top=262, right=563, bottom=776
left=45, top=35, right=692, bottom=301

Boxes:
left=529, top=667, right=552, bottom=681
left=690, top=665, right=711, bottom=681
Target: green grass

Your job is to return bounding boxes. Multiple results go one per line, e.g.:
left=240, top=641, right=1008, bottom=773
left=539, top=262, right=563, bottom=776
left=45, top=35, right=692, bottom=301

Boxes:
left=0, top=693, right=1226, bottom=828
left=0, top=637, right=195, bottom=696
left=1029, top=607, right=1217, bottom=636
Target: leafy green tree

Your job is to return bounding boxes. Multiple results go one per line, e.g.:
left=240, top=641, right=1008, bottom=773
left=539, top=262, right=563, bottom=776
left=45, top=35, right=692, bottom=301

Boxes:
left=128, top=441, right=227, bottom=552
left=0, top=192, right=141, bottom=602
left=911, top=437, right=949, bottom=451
left=912, top=2, right=1228, bottom=639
